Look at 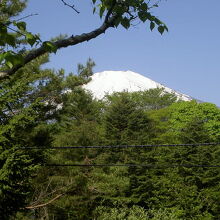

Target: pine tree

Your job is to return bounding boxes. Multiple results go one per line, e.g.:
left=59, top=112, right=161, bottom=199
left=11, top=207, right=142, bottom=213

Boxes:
left=104, top=92, right=151, bottom=146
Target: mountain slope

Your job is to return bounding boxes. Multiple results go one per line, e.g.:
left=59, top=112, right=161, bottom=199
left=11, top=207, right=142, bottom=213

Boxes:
left=83, top=70, right=192, bottom=101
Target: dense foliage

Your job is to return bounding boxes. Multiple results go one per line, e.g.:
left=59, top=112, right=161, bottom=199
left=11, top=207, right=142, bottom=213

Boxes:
left=1, top=58, right=220, bottom=219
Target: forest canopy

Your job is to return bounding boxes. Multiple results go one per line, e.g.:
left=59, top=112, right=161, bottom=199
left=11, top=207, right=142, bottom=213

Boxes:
left=1, top=54, right=220, bottom=219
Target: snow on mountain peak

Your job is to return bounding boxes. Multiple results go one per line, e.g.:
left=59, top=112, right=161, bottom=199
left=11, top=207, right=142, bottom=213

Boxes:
left=83, top=70, right=192, bottom=101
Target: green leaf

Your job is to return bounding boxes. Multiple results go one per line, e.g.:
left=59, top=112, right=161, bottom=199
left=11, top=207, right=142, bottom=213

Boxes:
left=26, top=32, right=37, bottom=46
left=4, top=51, right=15, bottom=59
left=114, top=17, right=121, bottom=28
left=150, top=22, right=155, bottom=31
left=140, top=3, right=148, bottom=11
left=4, top=52, right=24, bottom=67
left=5, top=34, right=16, bottom=47
left=99, top=4, right=105, bottom=18
left=154, top=18, right=163, bottom=25
left=158, top=26, right=165, bottom=35
left=138, top=12, right=148, bottom=22
left=12, top=54, right=24, bottom=66
left=6, top=61, right=13, bottom=69
left=0, top=38, right=6, bottom=46
left=121, top=17, right=130, bottom=29
left=16, top=21, right=26, bottom=31
left=0, top=53, right=6, bottom=63
left=42, top=41, right=57, bottom=53
left=164, top=25, right=169, bottom=32
left=0, top=23, right=7, bottom=34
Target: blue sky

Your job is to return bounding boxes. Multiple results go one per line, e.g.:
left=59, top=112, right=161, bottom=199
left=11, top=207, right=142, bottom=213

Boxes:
left=22, top=0, right=220, bottom=106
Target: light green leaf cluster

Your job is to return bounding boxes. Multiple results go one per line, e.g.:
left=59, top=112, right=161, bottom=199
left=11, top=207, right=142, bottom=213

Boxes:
left=168, top=101, right=220, bottom=141
left=94, top=205, right=183, bottom=220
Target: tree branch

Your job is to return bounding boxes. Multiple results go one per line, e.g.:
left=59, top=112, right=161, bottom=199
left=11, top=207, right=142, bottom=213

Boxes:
left=104, top=0, right=116, bottom=23
left=0, top=15, right=118, bottom=80
left=61, top=0, right=80, bottom=14
left=15, top=13, right=39, bottom=22
left=25, top=193, right=64, bottom=209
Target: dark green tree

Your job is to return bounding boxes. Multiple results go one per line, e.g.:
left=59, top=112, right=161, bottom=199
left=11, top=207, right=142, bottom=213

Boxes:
left=19, top=60, right=103, bottom=219
left=77, top=58, right=95, bottom=80
left=104, top=92, right=151, bottom=146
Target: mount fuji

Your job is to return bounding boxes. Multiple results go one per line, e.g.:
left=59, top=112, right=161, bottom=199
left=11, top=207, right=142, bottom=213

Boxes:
left=83, top=70, right=193, bottom=101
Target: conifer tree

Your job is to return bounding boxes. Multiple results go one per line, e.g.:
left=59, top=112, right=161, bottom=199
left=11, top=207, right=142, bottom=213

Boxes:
left=104, top=92, right=151, bottom=146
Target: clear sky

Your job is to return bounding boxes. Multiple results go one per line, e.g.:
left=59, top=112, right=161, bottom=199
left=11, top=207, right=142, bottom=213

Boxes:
left=22, top=0, right=220, bottom=106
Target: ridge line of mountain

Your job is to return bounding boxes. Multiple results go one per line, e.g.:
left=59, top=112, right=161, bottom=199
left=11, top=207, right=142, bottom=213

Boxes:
left=83, top=70, right=194, bottom=101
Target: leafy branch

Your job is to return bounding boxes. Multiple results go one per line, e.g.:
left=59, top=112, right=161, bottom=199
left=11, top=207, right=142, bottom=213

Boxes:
left=0, top=0, right=168, bottom=80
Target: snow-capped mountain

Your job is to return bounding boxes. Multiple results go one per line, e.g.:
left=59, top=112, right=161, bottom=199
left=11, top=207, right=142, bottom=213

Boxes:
left=83, top=70, right=193, bottom=101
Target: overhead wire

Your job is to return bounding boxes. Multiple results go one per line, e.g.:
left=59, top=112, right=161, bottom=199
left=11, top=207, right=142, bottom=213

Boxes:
left=44, top=163, right=220, bottom=168
left=17, top=143, right=220, bottom=168
left=18, top=142, right=220, bottom=150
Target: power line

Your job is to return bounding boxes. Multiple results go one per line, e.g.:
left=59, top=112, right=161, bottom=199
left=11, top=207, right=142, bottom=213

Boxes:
left=19, top=143, right=220, bottom=169
left=43, top=163, right=220, bottom=168
left=18, top=142, right=220, bottom=150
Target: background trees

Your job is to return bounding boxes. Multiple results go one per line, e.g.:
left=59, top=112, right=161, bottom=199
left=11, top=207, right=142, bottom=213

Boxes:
left=1, top=75, right=220, bottom=219
left=2, top=62, right=220, bottom=219
left=1, top=51, right=220, bottom=218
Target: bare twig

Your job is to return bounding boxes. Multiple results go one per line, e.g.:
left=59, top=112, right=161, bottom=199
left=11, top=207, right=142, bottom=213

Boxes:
left=126, top=10, right=137, bottom=21
left=61, top=0, right=80, bottom=14
left=15, top=13, right=39, bottom=22
left=28, top=181, right=75, bottom=208
left=25, top=193, right=65, bottom=209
